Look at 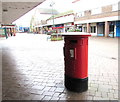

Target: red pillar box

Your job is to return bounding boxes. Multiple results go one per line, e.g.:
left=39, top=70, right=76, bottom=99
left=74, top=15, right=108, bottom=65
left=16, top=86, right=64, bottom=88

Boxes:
left=62, top=32, right=91, bottom=92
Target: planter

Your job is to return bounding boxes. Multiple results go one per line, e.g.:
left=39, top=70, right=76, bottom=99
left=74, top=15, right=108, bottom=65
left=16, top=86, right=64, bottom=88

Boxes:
left=51, top=34, right=63, bottom=41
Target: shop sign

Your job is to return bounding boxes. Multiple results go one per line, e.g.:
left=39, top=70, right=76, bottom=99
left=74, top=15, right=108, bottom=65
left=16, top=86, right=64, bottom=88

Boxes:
left=52, top=26, right=64, bottom=29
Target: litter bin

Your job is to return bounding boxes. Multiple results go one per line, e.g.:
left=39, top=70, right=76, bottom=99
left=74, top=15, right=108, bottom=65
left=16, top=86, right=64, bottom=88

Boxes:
left=62, top=32, right=91, bottom=92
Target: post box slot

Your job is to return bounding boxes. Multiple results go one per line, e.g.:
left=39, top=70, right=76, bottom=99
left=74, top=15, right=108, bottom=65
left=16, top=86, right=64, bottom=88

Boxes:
left=70, top=40, right=78, bottom=43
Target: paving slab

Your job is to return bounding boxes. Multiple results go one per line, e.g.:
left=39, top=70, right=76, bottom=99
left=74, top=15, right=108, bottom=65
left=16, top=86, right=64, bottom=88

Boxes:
left=1, top=33, right=118, bottom=101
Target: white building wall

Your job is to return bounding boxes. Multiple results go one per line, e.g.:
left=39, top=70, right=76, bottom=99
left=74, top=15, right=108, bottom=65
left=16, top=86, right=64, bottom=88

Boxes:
left=76, top=11, right=84, bottom=17
left=47, top=15, right=74, bottom=25
left=112, top=3, right=119, bottom=11
left=91, top=8, right=102, bottom=15
left=75, top=16, right=118, bottom=24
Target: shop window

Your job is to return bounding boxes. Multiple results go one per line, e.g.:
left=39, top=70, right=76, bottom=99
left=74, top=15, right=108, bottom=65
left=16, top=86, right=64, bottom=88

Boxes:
left=78, top=26, right=82, bottom=32
left=83, top=27, right=87, bottom=32
left=90, top=26, right=96, bottom=33
left=109, top=25, right=114, bottom=34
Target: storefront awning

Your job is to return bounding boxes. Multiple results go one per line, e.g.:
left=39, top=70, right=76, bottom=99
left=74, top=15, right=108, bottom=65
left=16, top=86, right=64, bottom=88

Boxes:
left=52, top=26, right=64, bottom=29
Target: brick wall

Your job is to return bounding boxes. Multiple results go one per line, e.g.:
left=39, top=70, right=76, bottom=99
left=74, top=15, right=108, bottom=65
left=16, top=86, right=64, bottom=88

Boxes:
left=102, top=5, right=112, bottom=13
left=75, top=4, right=119, bottom=22
left=84, top=10, right=91, bottom=16
left=75, top=10, right=119, bottom=22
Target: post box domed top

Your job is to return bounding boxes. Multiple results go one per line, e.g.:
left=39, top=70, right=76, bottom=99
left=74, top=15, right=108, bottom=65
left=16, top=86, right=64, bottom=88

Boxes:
left=61, top=32, right=91, bottom=37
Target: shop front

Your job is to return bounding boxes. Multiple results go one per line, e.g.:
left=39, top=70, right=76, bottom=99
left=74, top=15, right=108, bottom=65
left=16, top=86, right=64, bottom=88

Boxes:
left=1, top=24, right=16, bottom=37
left=116, top=21, right=120, bottom=37
left=64, top=22, right=74, bottom=32
left=52, top=24, right=64, bottom=33
left=97, top=22, right=105, bottom=36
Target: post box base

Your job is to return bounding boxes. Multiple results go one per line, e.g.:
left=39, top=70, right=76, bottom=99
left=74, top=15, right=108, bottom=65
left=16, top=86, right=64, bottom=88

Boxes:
left=65, top=74, right=88, bottom=92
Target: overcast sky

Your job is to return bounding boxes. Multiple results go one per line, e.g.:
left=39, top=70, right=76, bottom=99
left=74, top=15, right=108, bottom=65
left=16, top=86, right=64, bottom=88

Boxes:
left=13, top=0, right=120, bottom=27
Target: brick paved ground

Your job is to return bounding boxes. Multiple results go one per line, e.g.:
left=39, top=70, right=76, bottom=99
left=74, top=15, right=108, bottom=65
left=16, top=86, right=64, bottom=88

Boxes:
left=1, top=33, right=118, bottom=101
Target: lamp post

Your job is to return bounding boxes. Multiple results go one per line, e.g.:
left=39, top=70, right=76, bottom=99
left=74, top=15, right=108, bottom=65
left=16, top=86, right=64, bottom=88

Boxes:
left=50, top=1, right=59, bottom=40
left=50, top=1, right=55, bottom=28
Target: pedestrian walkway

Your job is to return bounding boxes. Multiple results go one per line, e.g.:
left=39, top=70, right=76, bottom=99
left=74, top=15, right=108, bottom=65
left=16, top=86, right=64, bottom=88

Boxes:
left=1, top=33, right=118, bottom=101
